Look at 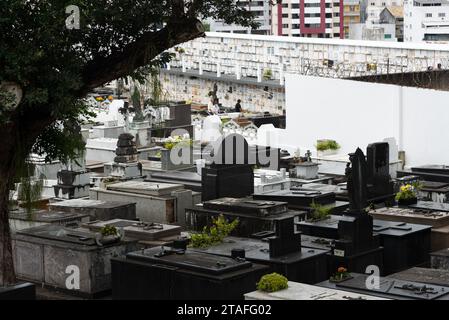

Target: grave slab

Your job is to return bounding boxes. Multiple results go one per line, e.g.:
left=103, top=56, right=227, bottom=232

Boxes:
left=111, top=247, right=268, bottom=300
left=245, top=281, right=388, bottom=300
left=317, top=273, right=449, bottom=300
left=389, top=267, right=449, bottom=287
left=106, top=181, right=184, bottom=196
left=49, top=199, right=136, bottom=221
left=9, top=209, right=90, bottom=232
left=83, top=219, right=181, bottom=241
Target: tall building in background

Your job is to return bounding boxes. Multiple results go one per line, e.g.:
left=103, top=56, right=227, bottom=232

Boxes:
left=343, top=0, right=362, bottom=38
left=208, top=1, right=272, bottom=35
left=272, top=0, right=344, bottom=38
left=404, top=0, right=449, bottom=42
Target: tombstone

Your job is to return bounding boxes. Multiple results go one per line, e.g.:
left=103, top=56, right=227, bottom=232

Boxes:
left=366, top=142, right=394, bottom=202
left=202, top=115, right=222, bottom=144
left=53, top=158, right=91, bottom=200
left=12, top=224, right=138, bottom=298
left=317, top=273, right=449, bottom=300
left=193, top=216, right=329, bottom=284
left=297, top=148, right=384, bottom=275
left=370, top=205, right=449, bottom=251
left=104, top=133, right=143, bottom=179
left=186, top=197, right=305, bottom=237
left=111, top=247, right=268, bottom=300
left=201, top=134, right=254, bottom=201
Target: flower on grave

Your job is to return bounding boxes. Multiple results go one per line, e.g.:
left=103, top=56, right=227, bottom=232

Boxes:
left=396, top=184, right=418, bottom=201
left=337, top=267, right=347, bottom=274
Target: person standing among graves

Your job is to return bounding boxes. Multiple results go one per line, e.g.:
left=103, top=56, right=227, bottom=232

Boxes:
left=235, top=99, right=242, bottom=113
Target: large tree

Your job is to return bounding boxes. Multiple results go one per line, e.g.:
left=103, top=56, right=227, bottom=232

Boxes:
left=0, top=0, right=270, bottom=287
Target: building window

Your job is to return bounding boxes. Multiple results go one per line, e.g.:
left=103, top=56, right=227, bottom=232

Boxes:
left=385, top=34, right=392, bottom=39
left=426, top=13, right=433, bottom=17
left=439, top=13, right=446, bottom=17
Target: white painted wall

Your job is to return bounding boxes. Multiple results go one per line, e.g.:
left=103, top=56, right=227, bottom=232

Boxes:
left=283, top=74, right=449, bottom=167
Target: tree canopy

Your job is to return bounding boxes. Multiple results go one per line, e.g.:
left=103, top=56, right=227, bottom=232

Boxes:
left=0, top=0, right=281, bottom=286
left=0, top=0, right=269, bottom=162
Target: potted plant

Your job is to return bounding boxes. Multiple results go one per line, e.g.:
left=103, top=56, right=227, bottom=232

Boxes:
left=329, top=267, right=352, bottom=283
left=316, top=139, right=341, bottom=157
left=263, top=68, right=273, bottom=81
left=396, top=184, right=419, bottom=206
left=256, top=273, right=288, bottom=293
left=96, top=225, right=123, bottom=246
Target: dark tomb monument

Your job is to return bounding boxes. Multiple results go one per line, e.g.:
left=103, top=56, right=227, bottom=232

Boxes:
left=193, top=216, right=328, bottom=284
left=317, top=273, right=449, bottom=300
left=201, top=134, right=254, bottom=201
left=186, top=197, right=306, bottom=237
left=299, top=148, right=384, bottom=275
left=398, top=165, right=449, bottom=184
left=111, top=247, right=268, bottom=300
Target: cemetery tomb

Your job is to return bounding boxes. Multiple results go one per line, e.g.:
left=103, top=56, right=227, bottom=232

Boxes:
left=244, top=281, right=389, bottom=300
left=186, top=197, right=306, bottom=237
left=12, top=224, right=138, bottom=298
left=53, top=159, right=91, bottom=200
left=389, top=267, right=449, bottom=288
left=111, top=247, right=268, bottom=300
left=193, top=217, right=328, bottom=284
left=398, top=165, right=449, bottom=184
left=103, top=133, right=142, bottom=179
left=317, top=273, right=449, bottom=300
left=299, top=215, right=431, bottom=275
left=370, top=206, right=449, bottom=251
left=90, top=182, right=197, bottom=224
left=417, top=181, right=449, bottom=203
left=83, top=219, right=182, bottom=243
left=145, top=171, right=202, bottom=192
left=9, top=209, right=90, bottom=232
left=49, top=199, right=136, bottom=221
left=431, top=248, right=449, bottom=270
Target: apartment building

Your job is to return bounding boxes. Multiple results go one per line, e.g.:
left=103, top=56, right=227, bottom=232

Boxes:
left=404, top=0, right=449, bottom=42
left=272, top=0, right=344, bottom=38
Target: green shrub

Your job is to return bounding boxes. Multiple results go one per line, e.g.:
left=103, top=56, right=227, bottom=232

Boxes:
left=316, top=140, right=340, bottom=152
left=257, top=273, right=288, bottom=293
left=101, top=225, right=119, bottom=237
left=308, top=202, right=332, bottom=222
left=190, top=215, right=239, bottom=248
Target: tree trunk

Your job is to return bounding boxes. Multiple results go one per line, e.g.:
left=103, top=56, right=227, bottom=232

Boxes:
left=0, top=125, right=19, bottom=287
left=0, top=114, right=53, bottom=287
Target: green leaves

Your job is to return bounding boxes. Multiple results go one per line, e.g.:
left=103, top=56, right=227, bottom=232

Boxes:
left=190, top=215, right=239, bottom=248
left=257, top=273, right=289, bottom=293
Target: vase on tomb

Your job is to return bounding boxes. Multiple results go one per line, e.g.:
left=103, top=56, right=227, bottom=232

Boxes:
left=397, top=197, right=418, bottom=206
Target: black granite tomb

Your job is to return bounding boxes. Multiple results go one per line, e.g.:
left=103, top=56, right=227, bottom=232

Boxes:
left=193, top=217, right=329, bottom=284
left=0, top=283, right=36, bottom=300
left=186, top=198, right=305, bottom=237
left=146, top=171, right=202, bottom=192
left=298, top=148, right=384, bottom=276
left=398, top=165, right=449, bottom=183
left=317, top=273, right=449, bottom=300
left=111, top=247, right=268, bottom=300
left=201, top=134, right=254, bottom=201
left=299, top=216, right=431, bottom=275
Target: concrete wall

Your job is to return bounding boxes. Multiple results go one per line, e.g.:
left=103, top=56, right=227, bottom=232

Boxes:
left=284, top=74, right=449, bottom=167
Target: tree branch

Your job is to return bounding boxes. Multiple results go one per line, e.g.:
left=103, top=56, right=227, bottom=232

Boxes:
left=78, top=18, right=205, bottom=97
